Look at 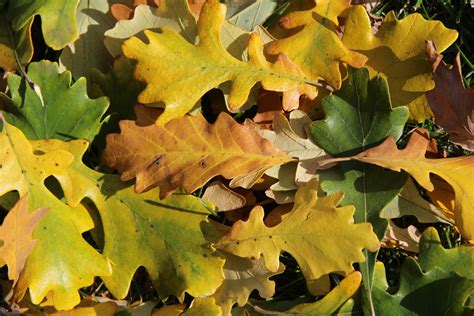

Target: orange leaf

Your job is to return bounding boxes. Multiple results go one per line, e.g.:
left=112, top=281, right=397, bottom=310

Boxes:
left=103, top=113, right=291, bottom=198
left=324, top=129, right=474, bottom=243
left=0, top=195, right=49, bottom=285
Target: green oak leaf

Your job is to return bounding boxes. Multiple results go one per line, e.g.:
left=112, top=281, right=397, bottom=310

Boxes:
left=310, top=67, right=409, bottom=157
left=418, top=228, right=474, bottom=280
left=2, top=61, right=109, bottom=142
left=32, top=139, right=225, bottom=300
left=7, top=0, right=80, bottom=50
left=310, top=67, right=409, bottom=309
left=372, top=261, right=473, bottom=315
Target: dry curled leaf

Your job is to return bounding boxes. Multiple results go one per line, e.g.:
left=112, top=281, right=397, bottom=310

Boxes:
left=103, top=113, right=291, bottom=198
left=426, top=41, right=474, bottom=151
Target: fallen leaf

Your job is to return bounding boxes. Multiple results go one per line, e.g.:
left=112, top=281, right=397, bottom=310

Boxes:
left=212, top=252, right=284, bottom=314
left=381, top=177, right=452, bottom=224
left=59, top=0, right=120, bottom=81
left=371, top=228, right=474, bottom=315
left=152, top=304, right=185, bottom=316
left=103, top=113, right=291, bottom=198
left=202, top=181, right=246, bottom=212
left=0, top=195, right=49, bottom=285
left=122, top=0, right=317, bottom=124
left=426, top=41, right=474, bottom=151
left=182, top=297, right=222, bottom=316
left=381, top=221, right=421, bottom=253
left=7, top=0, right=81, bottom=50
left=111, top=1, right=160, bottom=21
left=228, top=0, right=278, bottom=31
left=33, top=138, right=226, bottom=301
left=0, top=119, right=111, bottom=310
left=426, top=175, right=455, bottom=221
left=0, top=18, right=33, bottom=71
left=266, top=0, right=367, bottom=88
left=310, top=66, right=408, bottom=302
left=104, top=0, right=197, bottom=58
left=3, top=61, right=109, bottom=143
left=343, top=6, right=458, bottom=121
left=217, top=179, right=379, bottom=295
left=325, top=129, right=474, bottom=243
left=418, top=227, right=474, bottom=280
left=47, top=301, right=118, bottom=316
left=252, top=89, right=284, bottom=129
left=284, top=271, right=361, bottom=314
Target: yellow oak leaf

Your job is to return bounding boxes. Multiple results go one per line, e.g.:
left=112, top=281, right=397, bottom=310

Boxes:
left=102, top=113, right=291, bottom=198
left=325, top=129, right=474, bottom=243
left=216, top=179, right=379, bottom=295
left=0, top=195, right=49, bottom=285
left=266, top=0, right=367, bottom=89
left=0, top=118, right=111, bottom=310
left=342, top=6, right=458, bottom=121
left=122, top=0, right=317, bottom=124
left=183, top=297, right=222, bottom=316
left=46, top=301, right=117, bottom=316
left=32, top=139, right=225, bottom=301
left=284, top=271, right=361, bottom=314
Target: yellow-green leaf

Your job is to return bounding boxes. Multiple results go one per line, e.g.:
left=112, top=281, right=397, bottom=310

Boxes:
left=285, top=271, right=362, bottom=314
left=0, top=195, right=49, bottom=285
left=103, top=113, right=291, bottom=198
left=31, top=138, right=226, bottom=300
left=266, top=0, right=367, bottom=88
left=0, top=118, right=111, bottom=310
left=0, top=18, right=33, bottom=71
left=216, top=179, right=379, bottom=295
left=122, top=0, right=317, bottom=124
left=342, top=6, right=458, bottom=121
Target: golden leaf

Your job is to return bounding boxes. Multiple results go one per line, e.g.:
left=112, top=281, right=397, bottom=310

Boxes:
left=342, top=6, right=458, bottom=121
left=122, top=0, right=317, bottom=124
left=266, top=0, right=367, bottom=89
left=216, top=179, right=379, bottom=295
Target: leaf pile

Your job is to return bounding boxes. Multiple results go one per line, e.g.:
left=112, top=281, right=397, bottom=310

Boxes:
left=0, top=0, right=472, bottom=315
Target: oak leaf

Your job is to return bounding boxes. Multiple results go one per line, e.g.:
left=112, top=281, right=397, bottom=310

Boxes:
left=426, top=42, right=474, bottom=151
left=212, top=252, right=284, bottom=314
left=202, top=181, right=246, bottom=212
left=228, top=0, right=278, bottom=31
left=122, top=0, right=317, bottom=124
left=325, top=129, right=474, bottom=243
left=7, top=0, right=80, bottom=50
left=104, top=0, right=197, bottom=58
left=103, top=113, right=291, bottom=198
left=381, top=221, right=421, bottom=253
left=266, top=0, right=367, bottom=88
left=59, top=0, right=122, bottom=80
left=2, top=61, right=109, bottom=143
left=0, top=18, right=33, bottom=71
left=182, top=297, right=222, bottom=316
left=381, top=177, right=452, bottom=224
left=371, top=228, right=474, bottom=315
left=284, top=271, right=361, bottom=314
left=33, top=138, right=225, bottom=301
left=0, top=195, right=49, bottom=285
left=258, top=110, right=330, bottom=203
left=216, top=179, right=379, bottom=295
left=0, top=118, right=111, bottom=310
left=342, top=6, right=458, bottom=121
